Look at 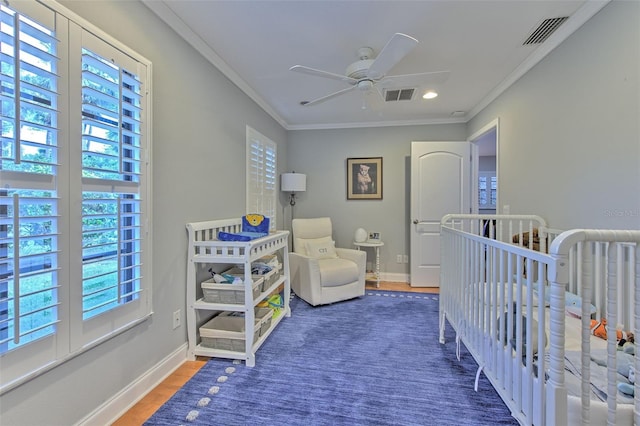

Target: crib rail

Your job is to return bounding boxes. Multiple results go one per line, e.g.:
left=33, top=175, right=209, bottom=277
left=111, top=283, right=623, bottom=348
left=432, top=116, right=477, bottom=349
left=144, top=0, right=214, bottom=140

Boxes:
left=440, top=214, right=640, bottom=426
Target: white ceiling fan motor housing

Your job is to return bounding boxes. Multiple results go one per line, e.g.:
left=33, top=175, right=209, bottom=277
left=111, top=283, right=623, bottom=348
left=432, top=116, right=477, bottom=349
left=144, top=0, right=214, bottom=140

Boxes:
left=346, top=47, right=375, bottom=80
left=346, top=59, right=374, bottom=80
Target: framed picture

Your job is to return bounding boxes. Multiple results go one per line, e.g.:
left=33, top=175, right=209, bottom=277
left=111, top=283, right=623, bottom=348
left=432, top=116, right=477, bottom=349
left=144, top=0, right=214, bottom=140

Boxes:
left=347, top=157, right=383, bottom=200
left=368, top=231, right=381, bottom=242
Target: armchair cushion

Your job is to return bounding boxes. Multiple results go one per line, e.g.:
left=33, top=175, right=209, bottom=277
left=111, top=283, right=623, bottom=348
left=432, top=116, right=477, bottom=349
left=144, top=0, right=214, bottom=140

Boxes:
left=318, top=258, right=359, bottom=287
left=304, top=237, right=338, bottom=259
left=293, top=217, right=333, bottom=254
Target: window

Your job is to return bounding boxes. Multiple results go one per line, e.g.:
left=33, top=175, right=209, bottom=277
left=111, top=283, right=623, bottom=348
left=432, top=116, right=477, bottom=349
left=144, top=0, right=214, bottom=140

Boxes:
left=0, top=1, right=151, bottom=392
left=478, top=171, right=497, bottom=209
left=246, top=126, right=276, bottom=230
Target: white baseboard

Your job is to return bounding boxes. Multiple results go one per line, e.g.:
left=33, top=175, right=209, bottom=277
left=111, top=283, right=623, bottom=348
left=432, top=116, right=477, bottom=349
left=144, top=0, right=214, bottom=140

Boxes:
left=379, top=272, right=408, bottom=283
left=77, top=343, right=188, bottom=426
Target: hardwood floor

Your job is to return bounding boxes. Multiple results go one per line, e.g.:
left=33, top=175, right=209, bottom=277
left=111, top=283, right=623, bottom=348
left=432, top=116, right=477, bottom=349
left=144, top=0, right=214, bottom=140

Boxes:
left=112, top=281, right=438, bottom=425
left=112, top=360, right=207, bottom=426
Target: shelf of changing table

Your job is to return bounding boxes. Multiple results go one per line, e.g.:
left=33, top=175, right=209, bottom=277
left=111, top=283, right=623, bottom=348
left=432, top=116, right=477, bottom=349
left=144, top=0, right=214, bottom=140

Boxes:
left=193, top=274, right=286, bottom=312
left=193, top=307, right=289, bottom=359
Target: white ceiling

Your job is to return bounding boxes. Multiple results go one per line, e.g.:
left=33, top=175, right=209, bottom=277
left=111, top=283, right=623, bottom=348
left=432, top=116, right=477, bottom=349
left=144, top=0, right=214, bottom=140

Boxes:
left=143, top=0, right=608, bottom=131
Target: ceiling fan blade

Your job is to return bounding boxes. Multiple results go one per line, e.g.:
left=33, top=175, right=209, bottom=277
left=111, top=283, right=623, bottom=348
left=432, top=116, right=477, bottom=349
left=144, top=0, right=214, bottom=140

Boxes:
left=366, top=33, right=418, bottom=80
left=290, top=65, right=358, bottom=84
left=378, top=71, right=451, bottom=88
left=302, top=85, right=358, bottom=106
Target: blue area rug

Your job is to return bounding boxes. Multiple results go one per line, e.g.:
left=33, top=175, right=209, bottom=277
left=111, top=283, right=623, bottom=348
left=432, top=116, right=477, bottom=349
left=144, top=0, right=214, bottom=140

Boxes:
left=146, top=292, right=517, bottom=425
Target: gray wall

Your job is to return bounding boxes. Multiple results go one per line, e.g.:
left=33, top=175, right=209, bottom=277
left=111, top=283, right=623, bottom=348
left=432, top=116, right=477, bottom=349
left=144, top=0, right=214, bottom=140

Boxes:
left=0, top=1, right=288, bottom=425
left=468, top=1, right=639, bottom=230
left=479, top=156, right=496, bottom=172
left=288, top=124, right=466, bottom=276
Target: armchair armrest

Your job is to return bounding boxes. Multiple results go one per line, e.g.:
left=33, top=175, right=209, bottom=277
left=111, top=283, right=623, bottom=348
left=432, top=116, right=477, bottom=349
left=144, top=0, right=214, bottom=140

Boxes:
left=288, top=252, right=322, bottom=302
left=335, top=247, right=365, bottom=262
left=336, top=248, right=366, bottom=281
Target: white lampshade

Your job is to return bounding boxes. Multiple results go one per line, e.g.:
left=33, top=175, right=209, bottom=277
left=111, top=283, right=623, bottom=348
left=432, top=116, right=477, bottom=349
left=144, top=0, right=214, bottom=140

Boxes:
left=281, top=173, right=306, bottom=192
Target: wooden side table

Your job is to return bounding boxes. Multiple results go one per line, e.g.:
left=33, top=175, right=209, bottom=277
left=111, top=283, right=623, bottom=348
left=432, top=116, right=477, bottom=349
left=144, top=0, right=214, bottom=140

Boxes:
left=353, top=240, right=384, bottom=288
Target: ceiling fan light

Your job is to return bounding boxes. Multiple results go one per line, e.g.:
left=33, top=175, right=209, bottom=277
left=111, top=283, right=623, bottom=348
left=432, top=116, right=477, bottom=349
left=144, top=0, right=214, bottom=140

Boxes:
left=423, top=91, right=438, bottom=99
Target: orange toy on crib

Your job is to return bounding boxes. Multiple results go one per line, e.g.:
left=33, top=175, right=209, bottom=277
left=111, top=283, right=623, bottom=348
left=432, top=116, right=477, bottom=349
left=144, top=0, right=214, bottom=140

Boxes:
left=590, top=318, right=635, bottom=343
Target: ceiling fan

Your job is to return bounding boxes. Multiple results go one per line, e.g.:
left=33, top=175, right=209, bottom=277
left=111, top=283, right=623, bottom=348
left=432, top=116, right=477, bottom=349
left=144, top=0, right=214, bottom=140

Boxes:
left=290, top=33, right=449, bottom=107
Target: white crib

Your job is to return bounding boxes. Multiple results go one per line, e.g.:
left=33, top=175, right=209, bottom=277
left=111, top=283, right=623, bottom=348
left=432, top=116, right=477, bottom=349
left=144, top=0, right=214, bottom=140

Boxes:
left=439, top=214, right=640, bottom=425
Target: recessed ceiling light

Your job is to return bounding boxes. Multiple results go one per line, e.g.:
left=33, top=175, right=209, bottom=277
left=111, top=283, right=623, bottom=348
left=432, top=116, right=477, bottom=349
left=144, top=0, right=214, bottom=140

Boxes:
left=422, top=91, right=438, bottom=100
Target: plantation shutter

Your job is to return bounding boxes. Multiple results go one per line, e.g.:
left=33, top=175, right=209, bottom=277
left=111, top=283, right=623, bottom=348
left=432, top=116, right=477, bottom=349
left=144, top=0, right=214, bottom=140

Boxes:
left=72, top=27, right=149, bottom=347
left=0, top=1, right=62, bottom=389
left=246, top=126, right=276, bottom=230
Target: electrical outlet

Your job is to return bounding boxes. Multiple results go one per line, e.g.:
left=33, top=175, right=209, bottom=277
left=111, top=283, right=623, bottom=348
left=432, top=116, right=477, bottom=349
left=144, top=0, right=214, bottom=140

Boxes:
left=396, top=254, right=402, bottom=263
left=503, top=204, right=510, bottom=214
left=172, top=310, right=181, bottom=329
left=403, top=255, right=409, bottom=264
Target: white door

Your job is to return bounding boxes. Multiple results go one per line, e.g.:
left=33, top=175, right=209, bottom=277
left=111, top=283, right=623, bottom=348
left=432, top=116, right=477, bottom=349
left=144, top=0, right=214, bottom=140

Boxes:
left=410, top=142, right=471, bottom=287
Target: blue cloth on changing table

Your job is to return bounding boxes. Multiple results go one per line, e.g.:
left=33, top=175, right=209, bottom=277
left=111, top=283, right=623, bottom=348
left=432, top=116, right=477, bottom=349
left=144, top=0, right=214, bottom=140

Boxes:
left=218, top=231, right=267, bottom=241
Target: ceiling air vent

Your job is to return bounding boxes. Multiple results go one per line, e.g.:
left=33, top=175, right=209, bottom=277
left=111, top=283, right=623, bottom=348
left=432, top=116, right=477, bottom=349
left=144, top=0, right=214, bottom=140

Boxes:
left=523, top=16, right=569, bottom=45
left=384, top=88, right=415, bottom=102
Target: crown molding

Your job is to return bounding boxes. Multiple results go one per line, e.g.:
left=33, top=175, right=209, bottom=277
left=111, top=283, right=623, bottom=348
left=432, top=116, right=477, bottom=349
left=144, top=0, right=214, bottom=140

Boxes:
left=287, top=116, right=467, bottom=131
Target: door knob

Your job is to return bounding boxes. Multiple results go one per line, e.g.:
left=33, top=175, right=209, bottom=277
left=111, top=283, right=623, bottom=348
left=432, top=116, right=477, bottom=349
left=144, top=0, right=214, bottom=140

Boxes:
left=413, top=219, right=419, bottom=224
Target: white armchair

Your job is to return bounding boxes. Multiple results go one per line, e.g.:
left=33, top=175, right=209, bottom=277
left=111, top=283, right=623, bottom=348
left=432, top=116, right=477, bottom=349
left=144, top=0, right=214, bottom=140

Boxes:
left=289, top=217, right=366, bottom=306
